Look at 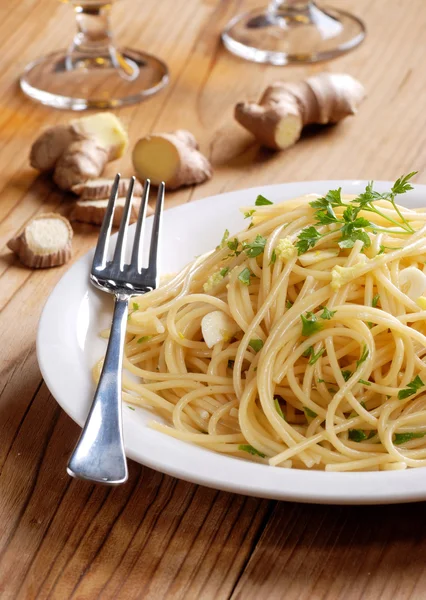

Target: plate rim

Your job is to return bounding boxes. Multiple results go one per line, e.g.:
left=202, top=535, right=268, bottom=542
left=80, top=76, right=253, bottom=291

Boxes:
left=37, top=179, right=426, bottom=505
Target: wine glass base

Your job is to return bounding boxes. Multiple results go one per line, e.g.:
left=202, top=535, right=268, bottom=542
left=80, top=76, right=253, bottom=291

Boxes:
left=20, top=48, right=169, bottom=110
left=222, top=4, right=365, bottom=65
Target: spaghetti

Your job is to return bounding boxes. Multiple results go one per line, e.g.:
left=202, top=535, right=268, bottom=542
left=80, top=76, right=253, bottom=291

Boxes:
left=97, top=175, right=426, bottom=471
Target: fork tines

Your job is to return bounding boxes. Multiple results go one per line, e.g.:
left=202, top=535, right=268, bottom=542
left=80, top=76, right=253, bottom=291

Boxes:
left=91, top=174, right=165, bottom=291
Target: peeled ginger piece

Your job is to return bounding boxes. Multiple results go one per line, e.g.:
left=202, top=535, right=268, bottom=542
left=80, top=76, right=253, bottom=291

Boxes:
left=132, top=130, right=212, bottom=190
left=70, top=112, right=128, bottom=161
left=7, top=213, right=73, bottom=268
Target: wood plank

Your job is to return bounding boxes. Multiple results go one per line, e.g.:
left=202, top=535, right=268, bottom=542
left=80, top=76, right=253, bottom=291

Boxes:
left=1, top=0, right=426, bottom=597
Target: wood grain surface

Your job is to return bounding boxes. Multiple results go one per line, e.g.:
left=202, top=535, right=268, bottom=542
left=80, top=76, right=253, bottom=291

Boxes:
left=1, top=0, right=426, bottom=598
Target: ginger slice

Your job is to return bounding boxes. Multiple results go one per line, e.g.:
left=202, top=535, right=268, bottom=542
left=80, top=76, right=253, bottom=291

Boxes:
left=132, top=130, right=212, bottom=190
left=7, top=213, right=73, bottom=268
left=235, top=73, right=366, bottom=150
left=29, top=112, right=129, bottom=190
left=71, top=177, right=143, bottom=200
left=70, top=197, right=154, bottom=227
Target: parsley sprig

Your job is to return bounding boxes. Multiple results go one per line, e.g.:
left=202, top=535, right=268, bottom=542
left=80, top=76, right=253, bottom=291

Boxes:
left=295, top=174, right=417, bottom=255
left=398, top=375, right=424, bottom=400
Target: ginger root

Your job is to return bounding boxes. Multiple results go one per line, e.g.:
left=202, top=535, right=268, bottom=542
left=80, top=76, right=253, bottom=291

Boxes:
left=7, top=213, right=73, bottom=268
left=234, top=73, right=366, bottom=150
left=132, top=130, right=212, bottom=190
left=72, top=177, right=143, bottom=200
left=70, top=196, right=153, bottom=226
left=30, top=113, right=128, bottom=190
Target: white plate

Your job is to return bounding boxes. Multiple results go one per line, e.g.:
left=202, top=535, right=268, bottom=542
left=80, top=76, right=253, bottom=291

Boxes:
left=37, top=180, right=426, bottom=504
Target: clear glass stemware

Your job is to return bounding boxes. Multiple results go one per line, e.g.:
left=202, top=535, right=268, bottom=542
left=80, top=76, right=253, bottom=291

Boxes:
left=222, top=0, right=365, bottom=65
left=20, top=0, right=169, bottom=110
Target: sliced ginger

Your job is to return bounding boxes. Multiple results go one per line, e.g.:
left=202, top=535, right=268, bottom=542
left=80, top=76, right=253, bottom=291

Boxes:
left=7, top=213, right=73, bottom=268
left=30, top=113, right=128, bottom=190
left=70, top=197, right=153, bottom=227
left=72, top=177, right=143, bottom=200
left=132, top=130, right=212, bottom=190
left=235, top=73, right=366, bottom=150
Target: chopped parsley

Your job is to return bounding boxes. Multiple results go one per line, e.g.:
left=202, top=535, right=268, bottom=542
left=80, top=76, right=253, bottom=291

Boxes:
left=320, top=306, right=336, bottom=320
left=359, top=379, right=371, bottom=386
left=285, top=299, right=293, bottom=309
left=217, top=229, right=229, bottom=249
left=243, top=235, right=267, bottom=258
left=238, top=267, right=252, bottom=285
left=341, top=370, right=352, bottom=382
left=356, top=345, right=369, bottom=368
left=270, top=249, right=277, bottom=265
left=348, top=429, right=368, bottom=442
left=220, top=267, right=229, bottom=277
left=303, top=406, right=318, bottom=419
left=394, top=432, right=426, bottom=445
left=255, top=195, right=273, bottom=206
left=238, top=444, right=266, bottom=458
left=302, top=345, right=324, bottom=365
left=137, top=336, right=152, bottom=344
left=227, top=238, right=240, bottom=255
left=301, top=312, right=323, bottom=337
left=244, top=209, right=255, bottom=219
left=132, top=302, right=139, bottom=311
left=372, top=293, right=380, bottom=308
left=274, top=398, right=285, bottom=420
left=249, top=339, right=264, bottom=353
left=127, top=405, right=136, bottom=411
left=398, top=375, right=424, bottom=400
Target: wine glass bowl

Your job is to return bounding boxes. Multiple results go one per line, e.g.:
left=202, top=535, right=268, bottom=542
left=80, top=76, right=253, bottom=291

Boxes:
left=222, top=1, right=365, bottom=66
left=20, top=0, right=169, bottom=110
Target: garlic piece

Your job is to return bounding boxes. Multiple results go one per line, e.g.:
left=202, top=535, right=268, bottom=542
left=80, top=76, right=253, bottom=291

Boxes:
left=399, top=267, right=426, bottom=300
left=201, top=310, right=239, bottom=348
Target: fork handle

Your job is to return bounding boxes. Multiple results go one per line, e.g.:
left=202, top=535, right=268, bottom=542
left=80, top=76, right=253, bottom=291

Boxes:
left=67, top=294, right=129, bottom=485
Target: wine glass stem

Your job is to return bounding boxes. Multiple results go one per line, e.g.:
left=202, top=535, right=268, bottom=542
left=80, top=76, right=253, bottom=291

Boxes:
left=269, top=0, right=313, bottom=10
left=72, top=2, right=113, bottom=56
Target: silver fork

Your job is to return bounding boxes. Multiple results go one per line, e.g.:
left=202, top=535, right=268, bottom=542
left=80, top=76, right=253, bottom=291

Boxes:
left=67, top=174, right=164, bottom=485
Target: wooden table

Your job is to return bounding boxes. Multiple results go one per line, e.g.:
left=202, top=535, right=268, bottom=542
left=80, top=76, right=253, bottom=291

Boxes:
left=2, top=0, right=426, bottom=597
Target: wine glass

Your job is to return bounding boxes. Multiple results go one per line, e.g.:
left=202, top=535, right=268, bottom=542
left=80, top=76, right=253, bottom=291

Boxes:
left=20, top=0, right=169, bottom=110
left=222, top=0, right=365, bottom=65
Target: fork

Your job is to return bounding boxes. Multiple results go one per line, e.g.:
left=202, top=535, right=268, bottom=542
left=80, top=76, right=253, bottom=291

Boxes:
left=67, top=174, right=164, bottom=485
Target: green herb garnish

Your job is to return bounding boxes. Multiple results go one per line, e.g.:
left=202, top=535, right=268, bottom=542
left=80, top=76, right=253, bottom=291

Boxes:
left=348, top=429, right=367, bottom=442
left=394, top=432, right=426, bottom=445
left=301, top=312, right=323, bottom=337
left=255, top=195, right=273, bottom=206
left=295, top=174, right=417, bottom=255
left=372, top=293, right=380, bottom=308
left=238, top=444, right=266, bottom=458
left=137, top=336, right=153, bottom=344
left=309, top=348, right=325, bottom=365
left=359, top=379, right=371, bottom=386
left=304, top=406, right=318, bottom=419
left=244, top=209, right=255, bottom=219
left=127, top=405, right=136, bottom=411
left=320, top=306, right=336, bottom=320
left=217, top=229, right=229, bottom=249
left=274, top=398, right=285, bottom=420
left=249, top=339, right=264, bottom=353
left=238, top=267, right=252, bottom=286
left=356, top=345, right=369, bottom=368
left=398, top=375, right=424, bottom=400
left=270, top=249, right=277, bottom=265
left=243, top=235, right=267, bottom=258
left=285, top=299, right=293, bottom=309
left=220, top=267, right=229, bottom=277
left=341, top=370, right=352, bottom=382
